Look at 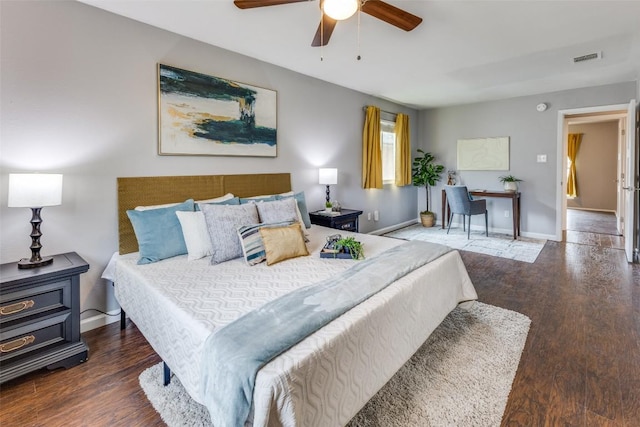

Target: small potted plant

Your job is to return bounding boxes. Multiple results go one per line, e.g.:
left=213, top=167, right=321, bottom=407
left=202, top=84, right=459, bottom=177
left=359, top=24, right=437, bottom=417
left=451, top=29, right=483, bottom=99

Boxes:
left=324, top=201, right=333, bottom=212
left=412, top=149, right=445, bottom=227
left=334, top=236, right=364, bottom=260
left=499, top=175, right=523, bottom=192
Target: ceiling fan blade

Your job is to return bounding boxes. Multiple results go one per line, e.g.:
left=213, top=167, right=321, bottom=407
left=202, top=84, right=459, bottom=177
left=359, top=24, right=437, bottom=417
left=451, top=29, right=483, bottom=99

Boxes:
left=234, top=0, right=310, bottom=9
left=311, top=15, right=337, bottom=47
left=361, top=0, right=422, bottom=31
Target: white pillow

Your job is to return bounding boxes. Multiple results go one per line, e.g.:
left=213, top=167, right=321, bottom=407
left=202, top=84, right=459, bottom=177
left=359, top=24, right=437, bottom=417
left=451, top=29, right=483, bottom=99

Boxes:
left=256, top=198, right=299, bottom=224
left=195, top=193, right=235, bottom=204
left=135, top=201, right=181, bottom=211
left=175, top=211, right=213, bottom=261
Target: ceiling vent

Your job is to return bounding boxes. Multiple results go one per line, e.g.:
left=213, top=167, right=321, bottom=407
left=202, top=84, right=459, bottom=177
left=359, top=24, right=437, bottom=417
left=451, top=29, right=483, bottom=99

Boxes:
left=573, top=52, right=602, bottom=63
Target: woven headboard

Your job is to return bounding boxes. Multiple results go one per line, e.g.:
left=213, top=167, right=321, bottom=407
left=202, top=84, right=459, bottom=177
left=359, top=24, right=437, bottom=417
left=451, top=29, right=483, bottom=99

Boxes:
left=117, top=173, right=291, bottom=254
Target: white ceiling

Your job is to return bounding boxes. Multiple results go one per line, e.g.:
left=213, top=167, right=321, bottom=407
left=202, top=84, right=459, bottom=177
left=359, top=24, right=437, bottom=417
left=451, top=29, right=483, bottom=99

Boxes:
left=80, top=0, right=640, bottom=109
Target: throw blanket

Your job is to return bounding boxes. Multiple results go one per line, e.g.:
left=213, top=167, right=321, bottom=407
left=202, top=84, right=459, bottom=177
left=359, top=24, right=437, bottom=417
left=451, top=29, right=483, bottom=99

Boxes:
left=201, top=240, right=451, bottom=427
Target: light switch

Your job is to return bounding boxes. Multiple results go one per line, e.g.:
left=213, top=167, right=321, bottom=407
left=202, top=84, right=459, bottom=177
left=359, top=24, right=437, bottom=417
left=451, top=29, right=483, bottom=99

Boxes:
left=537, top=154, right=547, bottom=163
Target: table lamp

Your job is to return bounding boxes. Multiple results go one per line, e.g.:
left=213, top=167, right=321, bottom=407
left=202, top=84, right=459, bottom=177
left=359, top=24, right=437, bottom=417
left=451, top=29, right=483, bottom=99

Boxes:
left=8, top=173, right=63, bottom=269
left=318, top=168, right=338, bottom=204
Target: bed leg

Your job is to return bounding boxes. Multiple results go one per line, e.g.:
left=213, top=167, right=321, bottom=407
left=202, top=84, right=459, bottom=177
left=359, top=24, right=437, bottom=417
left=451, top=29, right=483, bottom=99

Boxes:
left=120, top=309, right=126, bottom=330
left=163, top=362, right=171, bottom=386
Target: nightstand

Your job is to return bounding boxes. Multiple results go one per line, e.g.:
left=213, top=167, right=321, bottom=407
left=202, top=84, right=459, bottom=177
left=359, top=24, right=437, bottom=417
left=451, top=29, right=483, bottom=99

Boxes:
left=309, top=209, right=363, bottom=232
left=0, top=252, right=89, bottom=383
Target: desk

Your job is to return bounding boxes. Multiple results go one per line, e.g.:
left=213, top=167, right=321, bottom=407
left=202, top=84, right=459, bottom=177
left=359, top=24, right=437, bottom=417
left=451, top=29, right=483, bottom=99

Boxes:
left=441, top=189, right=521, bottom=239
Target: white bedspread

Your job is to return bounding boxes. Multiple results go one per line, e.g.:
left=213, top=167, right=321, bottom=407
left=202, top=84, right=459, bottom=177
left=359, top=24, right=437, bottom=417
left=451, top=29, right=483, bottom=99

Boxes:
left=113, top=226, right=477, bottom=426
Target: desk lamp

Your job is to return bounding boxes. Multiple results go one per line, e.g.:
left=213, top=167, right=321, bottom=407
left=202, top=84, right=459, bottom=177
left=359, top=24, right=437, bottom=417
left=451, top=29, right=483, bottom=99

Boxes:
left=8, top=173, right=63, bottom=269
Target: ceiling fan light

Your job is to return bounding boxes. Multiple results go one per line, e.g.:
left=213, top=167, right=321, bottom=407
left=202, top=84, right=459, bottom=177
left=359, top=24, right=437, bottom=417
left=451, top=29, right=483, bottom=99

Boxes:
left=323, top=0, right=358, bottom=21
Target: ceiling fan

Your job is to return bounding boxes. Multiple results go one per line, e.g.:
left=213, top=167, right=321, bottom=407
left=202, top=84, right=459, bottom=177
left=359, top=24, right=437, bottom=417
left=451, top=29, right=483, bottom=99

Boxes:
left=233, top=0, right=423, bottom=47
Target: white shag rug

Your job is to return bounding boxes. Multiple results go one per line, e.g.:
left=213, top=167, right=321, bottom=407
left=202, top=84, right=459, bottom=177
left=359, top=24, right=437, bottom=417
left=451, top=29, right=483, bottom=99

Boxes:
left=384, top=223, right=545, bottom=263
left=139, top=302, right=531, bottom=427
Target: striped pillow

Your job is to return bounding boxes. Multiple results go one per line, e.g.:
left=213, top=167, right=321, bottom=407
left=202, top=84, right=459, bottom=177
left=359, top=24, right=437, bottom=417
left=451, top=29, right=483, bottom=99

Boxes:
left=238, top=221, right=295, bottom=266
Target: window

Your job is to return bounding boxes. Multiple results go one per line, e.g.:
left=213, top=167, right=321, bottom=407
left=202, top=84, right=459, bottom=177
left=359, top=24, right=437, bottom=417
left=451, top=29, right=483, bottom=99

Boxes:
left=381, top=119, right=396, bottom=184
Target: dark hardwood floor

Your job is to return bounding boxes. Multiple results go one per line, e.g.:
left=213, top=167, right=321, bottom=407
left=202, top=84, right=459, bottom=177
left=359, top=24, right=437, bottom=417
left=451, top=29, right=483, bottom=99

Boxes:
left=1, top=241, right=638, bottom=426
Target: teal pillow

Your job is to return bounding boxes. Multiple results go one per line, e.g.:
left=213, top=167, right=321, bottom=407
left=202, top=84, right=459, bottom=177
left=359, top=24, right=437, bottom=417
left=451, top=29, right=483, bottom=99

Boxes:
left=277, top=192, right=311, bottom=229
left=127, top=199, right=195, bottom=265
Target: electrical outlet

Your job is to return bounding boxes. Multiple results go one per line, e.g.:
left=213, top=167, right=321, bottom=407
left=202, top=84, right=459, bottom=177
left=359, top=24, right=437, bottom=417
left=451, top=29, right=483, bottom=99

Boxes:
left=367, top=212, right=372, bottom=221
left=374, top=210, right=379, bottom=221
left=504, top=210, right=509, bottom=218
left=537, top=154, right=547, bottom=163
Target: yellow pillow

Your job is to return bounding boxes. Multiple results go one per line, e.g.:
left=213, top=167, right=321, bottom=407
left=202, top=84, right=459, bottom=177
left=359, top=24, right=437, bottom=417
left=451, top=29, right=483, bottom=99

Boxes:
left=259, top=223, right=309, bottom=266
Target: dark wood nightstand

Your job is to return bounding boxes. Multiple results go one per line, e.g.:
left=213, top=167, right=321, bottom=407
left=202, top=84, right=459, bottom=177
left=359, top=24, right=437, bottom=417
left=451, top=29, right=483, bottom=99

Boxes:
left=309, top=209, right=363, bottom=232
left=0, top=252, right=89, bottom=383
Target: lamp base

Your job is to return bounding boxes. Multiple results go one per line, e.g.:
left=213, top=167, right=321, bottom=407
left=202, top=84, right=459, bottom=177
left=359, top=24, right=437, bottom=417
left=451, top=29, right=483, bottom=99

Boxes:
left=17, top=256, right=54, bottom=269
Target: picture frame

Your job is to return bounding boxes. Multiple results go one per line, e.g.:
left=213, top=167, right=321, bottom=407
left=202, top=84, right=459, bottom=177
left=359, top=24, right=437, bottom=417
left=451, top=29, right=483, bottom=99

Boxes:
left=157, top=64, right=277, bottom=157
left=457, top=137, right=510, bottom=170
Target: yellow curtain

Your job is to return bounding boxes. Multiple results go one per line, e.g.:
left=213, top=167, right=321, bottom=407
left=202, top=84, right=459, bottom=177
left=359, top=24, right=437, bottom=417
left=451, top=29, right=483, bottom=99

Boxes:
left=567, top=133, right=582, bottom=197
left=394, top=113, right=411, bottom=186
left=362, top=106, right=382, bottom=189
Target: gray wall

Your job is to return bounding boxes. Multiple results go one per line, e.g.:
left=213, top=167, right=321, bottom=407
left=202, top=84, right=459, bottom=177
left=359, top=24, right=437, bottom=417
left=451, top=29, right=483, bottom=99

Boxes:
left=419, top=82, right=637, bottom=238
left=0, top=1, right=418, bottom=329
left=567, top=122, right=618, bottom=211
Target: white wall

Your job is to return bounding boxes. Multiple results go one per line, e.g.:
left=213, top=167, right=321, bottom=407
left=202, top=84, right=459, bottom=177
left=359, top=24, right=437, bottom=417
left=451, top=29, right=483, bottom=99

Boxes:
left=419, top=82, right=637, bottom=238
left=0, top=1, right=418, bottom=329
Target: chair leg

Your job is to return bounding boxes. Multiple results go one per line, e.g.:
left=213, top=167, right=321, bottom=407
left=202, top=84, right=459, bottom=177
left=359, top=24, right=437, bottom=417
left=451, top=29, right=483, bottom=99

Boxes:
left=484, top=211, right=488, bottom=236
left=467, top=215, right=471, bottom=239
left=462, top=215, right=466, bottom=232
left=447, top=211, right=454, bottom=234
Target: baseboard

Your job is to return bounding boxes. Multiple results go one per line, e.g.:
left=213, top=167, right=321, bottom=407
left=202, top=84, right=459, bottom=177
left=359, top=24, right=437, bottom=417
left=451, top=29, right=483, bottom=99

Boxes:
left=368, top=218, right=418, bottom=235
left=80, top=310, right=121, bottom=333
left=567, top=207, right=616, bottom=214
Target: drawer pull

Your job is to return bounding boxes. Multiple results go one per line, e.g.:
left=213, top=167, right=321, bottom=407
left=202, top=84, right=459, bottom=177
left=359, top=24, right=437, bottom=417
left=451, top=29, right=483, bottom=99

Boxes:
left=1, top=335, right=36, bottom=353
left=0, top=300, right=35, bottom=316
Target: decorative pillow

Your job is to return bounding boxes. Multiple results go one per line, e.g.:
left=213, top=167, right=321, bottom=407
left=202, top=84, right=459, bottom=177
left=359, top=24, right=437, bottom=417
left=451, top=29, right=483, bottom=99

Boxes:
left=256, top=198, right=299, bottom=224
left=277, top=191, right=311, bottom=229
left=195, top=196, right=240, bottom=211
left=200, top=202, right=260, bottom=264
left=176, top=211, right=213, bottom=261
left=237, top=221, right=295, bottom=266
left=239, top=194, right=277, bottom=204
left=126, top=199, right=195, bottom=265
left=195, top=193, right=235, bottom=204
left=259, top=222, right=310, bottom=266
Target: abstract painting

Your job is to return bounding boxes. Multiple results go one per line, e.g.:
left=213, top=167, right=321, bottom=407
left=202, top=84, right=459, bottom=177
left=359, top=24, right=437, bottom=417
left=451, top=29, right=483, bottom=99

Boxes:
left=457, top=137, right=509, bottom=170
left=158, top=64, right=277, bottom=157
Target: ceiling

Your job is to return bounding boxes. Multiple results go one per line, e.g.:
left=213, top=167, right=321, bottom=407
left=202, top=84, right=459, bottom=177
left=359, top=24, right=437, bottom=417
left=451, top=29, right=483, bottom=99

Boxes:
left=80, top=0, right=640, bottom=109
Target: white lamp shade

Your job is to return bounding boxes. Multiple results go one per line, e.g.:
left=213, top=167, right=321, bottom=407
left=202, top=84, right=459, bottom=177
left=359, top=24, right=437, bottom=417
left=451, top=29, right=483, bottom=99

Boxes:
left=323, top=0, right=358, bottom=20
left=8, top=173, right=63, bottom=207
left=318, top=168, right=338, bottom=185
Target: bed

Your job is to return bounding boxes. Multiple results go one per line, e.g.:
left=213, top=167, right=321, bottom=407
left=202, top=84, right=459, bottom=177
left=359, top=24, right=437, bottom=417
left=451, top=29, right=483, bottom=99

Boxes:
left=110, top=173, right=478, bottom=426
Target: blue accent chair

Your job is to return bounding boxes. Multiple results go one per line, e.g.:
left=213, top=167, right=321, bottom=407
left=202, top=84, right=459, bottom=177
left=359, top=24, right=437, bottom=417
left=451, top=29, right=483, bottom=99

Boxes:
left=444, top=185, right=488, bottom=239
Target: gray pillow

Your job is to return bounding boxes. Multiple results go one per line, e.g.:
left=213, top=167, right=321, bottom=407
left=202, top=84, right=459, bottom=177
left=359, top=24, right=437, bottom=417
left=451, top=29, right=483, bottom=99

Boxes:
left=256, top=198, right=299, bottom=224
left=201, top=202, right=259, bottom=264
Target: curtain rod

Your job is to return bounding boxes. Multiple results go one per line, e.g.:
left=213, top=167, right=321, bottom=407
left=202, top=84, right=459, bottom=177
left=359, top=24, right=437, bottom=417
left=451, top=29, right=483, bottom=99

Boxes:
left=362, top=106, right=398, bottom=118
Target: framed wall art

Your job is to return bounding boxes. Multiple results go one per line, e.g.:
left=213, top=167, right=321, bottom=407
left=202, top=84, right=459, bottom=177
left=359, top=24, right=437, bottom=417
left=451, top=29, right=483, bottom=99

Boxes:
left=456, top=136, right=510, bottom=170
left=157, top=64, right=277, bottom=157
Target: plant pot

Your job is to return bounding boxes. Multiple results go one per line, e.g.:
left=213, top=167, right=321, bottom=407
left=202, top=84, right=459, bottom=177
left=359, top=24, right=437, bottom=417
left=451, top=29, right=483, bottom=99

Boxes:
left=420, top=212, right=435, bottom=227
left=503, top=182, right=518, bottom=192
left=324, top=207, right=333, bottom=213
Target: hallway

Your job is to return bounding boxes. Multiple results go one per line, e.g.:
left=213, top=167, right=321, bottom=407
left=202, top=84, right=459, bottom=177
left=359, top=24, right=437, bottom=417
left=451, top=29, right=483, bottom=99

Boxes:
left=565, top=209, right=624, bottom=249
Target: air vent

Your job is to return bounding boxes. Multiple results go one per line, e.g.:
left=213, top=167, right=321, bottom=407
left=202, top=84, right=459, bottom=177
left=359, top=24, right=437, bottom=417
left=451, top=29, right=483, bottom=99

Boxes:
left=573, top=52, right=602, bottom=63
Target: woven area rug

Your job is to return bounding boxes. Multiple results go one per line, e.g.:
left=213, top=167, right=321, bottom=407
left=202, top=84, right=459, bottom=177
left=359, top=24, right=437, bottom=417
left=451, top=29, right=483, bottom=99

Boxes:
left=139, top=302, right=530, bottom=427
left=384, top=223, right=545, bottom=263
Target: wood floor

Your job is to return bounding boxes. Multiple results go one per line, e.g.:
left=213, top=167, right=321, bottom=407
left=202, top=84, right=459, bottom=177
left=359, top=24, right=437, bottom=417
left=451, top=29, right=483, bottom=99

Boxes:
left=1, top=239, right=638, bottom=426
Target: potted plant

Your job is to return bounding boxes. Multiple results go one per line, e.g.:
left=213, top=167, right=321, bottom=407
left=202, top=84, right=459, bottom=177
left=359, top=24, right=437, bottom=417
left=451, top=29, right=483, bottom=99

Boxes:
left=334, top=236, right=364, bottom=260
left=412, top=149, right=445, bottom=227
left=325, top=201, right=333, bottom=213
left=499, top=175, right=523, bottom=192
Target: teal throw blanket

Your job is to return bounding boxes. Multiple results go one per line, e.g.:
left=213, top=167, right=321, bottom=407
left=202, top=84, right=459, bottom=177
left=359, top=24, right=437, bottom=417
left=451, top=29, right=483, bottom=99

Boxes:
left=201, top=240, right=451, bottom=427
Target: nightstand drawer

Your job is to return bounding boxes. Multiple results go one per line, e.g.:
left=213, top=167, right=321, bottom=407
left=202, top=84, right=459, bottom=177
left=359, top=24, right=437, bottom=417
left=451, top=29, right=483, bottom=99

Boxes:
left=0, top=312, right=70, bottom=363
left=309, top=209, right=363, bottom=233
left=0, top=279, right=70, bottom=325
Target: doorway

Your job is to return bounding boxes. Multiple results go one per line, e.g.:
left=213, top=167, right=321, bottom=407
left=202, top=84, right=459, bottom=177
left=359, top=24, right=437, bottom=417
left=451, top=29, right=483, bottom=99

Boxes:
left=556, top=101, right=638, bottom=262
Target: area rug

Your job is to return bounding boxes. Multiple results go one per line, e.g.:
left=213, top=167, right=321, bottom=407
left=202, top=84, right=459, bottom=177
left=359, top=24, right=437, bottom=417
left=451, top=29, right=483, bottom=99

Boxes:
left=139, top=302, right=531, bottom=427
left=384, top=223, right=545, bottom=263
